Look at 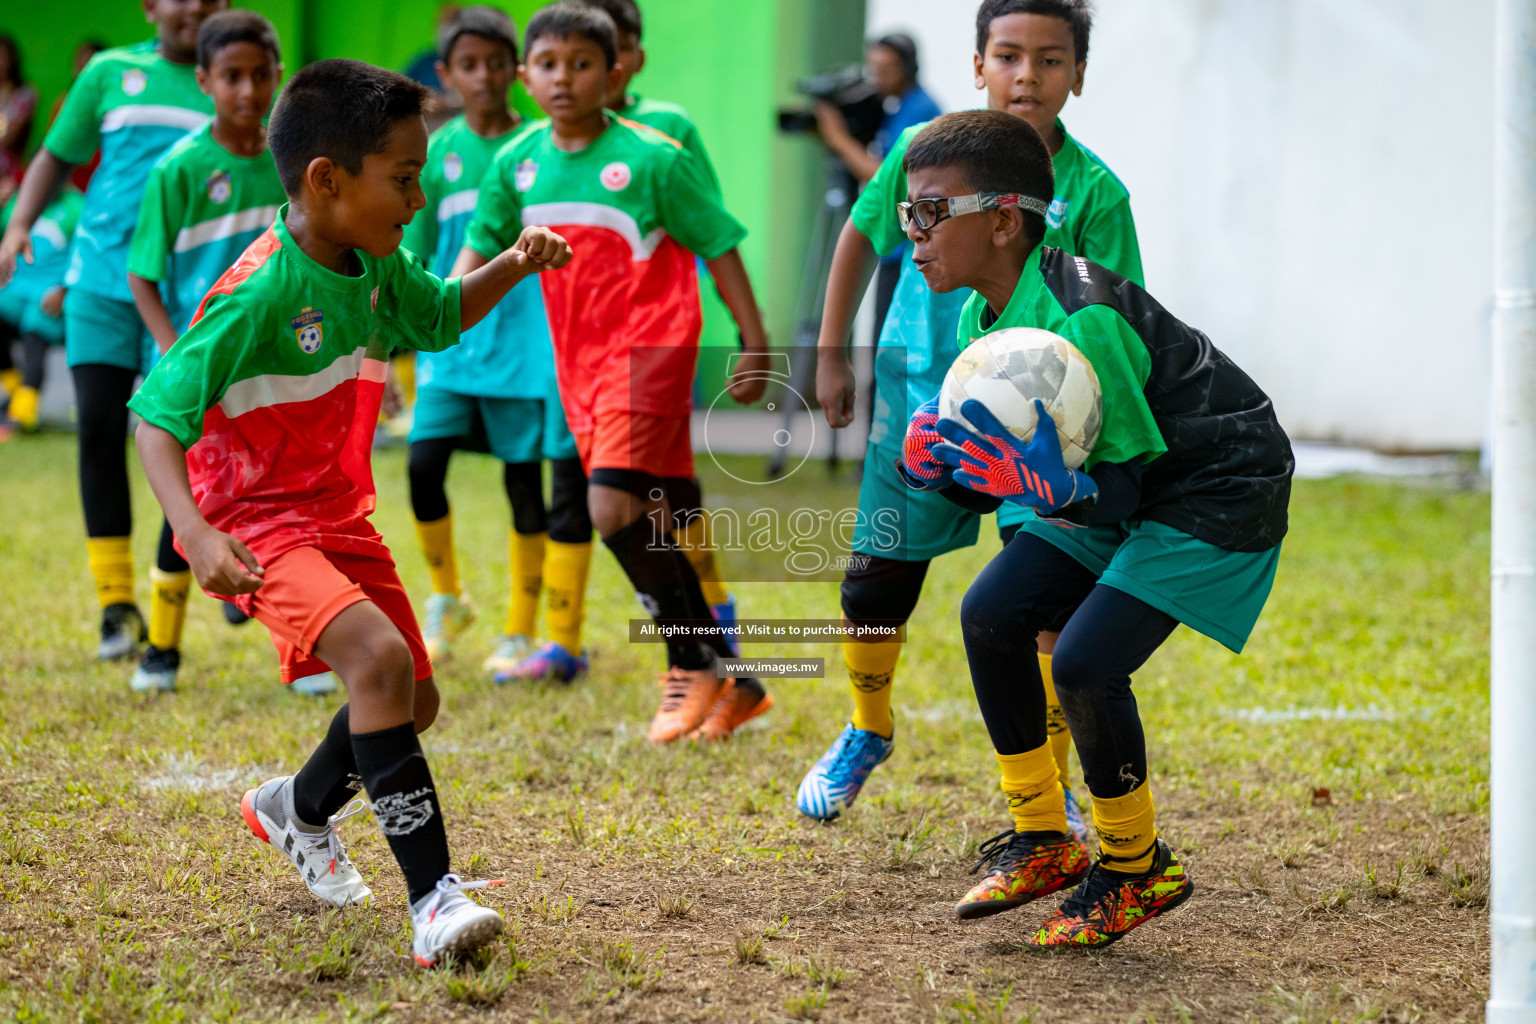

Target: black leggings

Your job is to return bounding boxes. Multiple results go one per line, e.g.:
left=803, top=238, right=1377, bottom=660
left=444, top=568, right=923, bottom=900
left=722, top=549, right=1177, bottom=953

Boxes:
left=407, top=439, right=592, bottom=542
left=72, top=363, right=137, bottom=539
left=1, top=329, right=48, bottom=390
left=840, top=553, right=930, bottom=626
left=961, top=531, right=1177, bottom=799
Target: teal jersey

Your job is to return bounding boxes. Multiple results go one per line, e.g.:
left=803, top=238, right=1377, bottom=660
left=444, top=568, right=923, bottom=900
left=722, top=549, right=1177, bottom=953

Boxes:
left=614, top=94, right=720, bottom=196
left=45, top=42, right=213, bottom=302
left=0, top=189, right=83, bottom=311
left=851, top=118, right=1143, bottom=453
left=402, top=115, right=552, bottom=400
left=127, top=124, right=286, bottom=333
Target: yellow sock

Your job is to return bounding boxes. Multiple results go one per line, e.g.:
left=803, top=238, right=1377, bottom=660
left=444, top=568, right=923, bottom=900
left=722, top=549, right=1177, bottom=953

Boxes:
left=1092, top=779, right=1158, bottom=873
left=1040, top=653, right=1073, bottom=789
left=507, top=530, right=546, bottom=636
left=845, top=638, right=899, bottom=738
left=9, top=385, right=38, bottom=429
left=415, top=514, right=459, bottom=596
left=392, top=353, right=417, bottom=405
left=997, top=743, right=1067, bottom=834
left=86, top=537, right=135, bottom=609
left=147, top=568, right=192, bottom=650
left=679, top=516, right=729, bottom=607
left=0, top=368, right=19, bottom=395
left=544, top=539, right=592, bottom=652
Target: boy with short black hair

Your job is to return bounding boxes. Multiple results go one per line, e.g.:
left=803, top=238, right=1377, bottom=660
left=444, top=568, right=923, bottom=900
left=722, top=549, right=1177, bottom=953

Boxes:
left=900, top=109, right=1291, bottom=946
left=402, top=5, right=595, bottom=683
left=798, top=0, right=1141, bottom=823
left=124, top=8, right=288, bottom=693
left=0, top=0, right=226, bottom=664
left=456, top=2, right=772, bottom=742
left=128, top=58, right=571, bottom=965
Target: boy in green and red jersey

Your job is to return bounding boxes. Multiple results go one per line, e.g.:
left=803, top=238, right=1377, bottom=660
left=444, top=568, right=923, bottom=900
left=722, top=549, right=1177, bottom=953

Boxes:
left=400, top=7, right=594, bottom=685
left=797, top=0, right=1143, bottom=823
left=582, top=0, right=739, bottom=646
left=0, top=0, right=225, bottom=664
left=128, top=59, right=571, bottom=965
left=457, top=2, right=772, bottom=743
left=124, top=10, right=289, bottom=694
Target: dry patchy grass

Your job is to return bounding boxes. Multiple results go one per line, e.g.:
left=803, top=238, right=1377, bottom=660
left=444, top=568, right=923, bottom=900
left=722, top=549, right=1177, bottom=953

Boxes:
left=0, top=435, right=1489, bottom=1022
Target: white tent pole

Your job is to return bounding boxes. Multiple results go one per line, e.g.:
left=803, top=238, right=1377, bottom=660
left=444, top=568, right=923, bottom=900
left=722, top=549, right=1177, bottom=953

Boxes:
left=1491, top=0, right=1536, bottom=1020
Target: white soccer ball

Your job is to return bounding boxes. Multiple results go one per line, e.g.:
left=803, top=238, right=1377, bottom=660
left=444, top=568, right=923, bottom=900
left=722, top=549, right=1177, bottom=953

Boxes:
left=939, top=327, right=1103, bottom=470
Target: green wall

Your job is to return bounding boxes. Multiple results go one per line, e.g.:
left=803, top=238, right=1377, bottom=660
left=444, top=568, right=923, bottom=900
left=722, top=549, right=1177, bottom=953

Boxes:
left=1, top=0, right=865, bottom=360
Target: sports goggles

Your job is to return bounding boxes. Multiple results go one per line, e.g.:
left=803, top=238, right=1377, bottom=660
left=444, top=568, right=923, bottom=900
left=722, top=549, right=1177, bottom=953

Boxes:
left=896, top=191, right=1049, bottom=232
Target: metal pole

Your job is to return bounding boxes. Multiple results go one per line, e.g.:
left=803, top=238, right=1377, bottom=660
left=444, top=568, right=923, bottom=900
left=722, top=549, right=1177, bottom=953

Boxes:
left=1490, top=0, right=1536, bottom=1019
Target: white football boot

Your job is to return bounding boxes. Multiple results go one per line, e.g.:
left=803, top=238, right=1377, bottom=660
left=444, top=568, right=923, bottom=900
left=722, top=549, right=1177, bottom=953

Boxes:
left=410, top=873, right=505, bottom=966
left=240, top=776, right=371, bottom=907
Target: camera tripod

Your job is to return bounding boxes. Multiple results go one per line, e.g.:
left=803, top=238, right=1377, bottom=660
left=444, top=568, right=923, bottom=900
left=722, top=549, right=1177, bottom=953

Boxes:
left=766, top=155, right=859, bottom=478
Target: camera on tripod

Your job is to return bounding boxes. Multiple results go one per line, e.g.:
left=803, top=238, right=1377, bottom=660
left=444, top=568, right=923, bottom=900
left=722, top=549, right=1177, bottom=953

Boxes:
left=776, top=65, right=886, bottom=146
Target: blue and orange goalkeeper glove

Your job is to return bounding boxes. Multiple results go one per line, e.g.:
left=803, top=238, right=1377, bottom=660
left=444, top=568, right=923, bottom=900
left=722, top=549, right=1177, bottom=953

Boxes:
left=934, top=399, right=1097, bottom=515
left=896, top=397, right=952, bottom=491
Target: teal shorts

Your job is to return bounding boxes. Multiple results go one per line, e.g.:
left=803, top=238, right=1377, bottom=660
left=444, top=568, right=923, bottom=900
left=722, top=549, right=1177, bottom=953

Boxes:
left=64, top=289, right=155, bottom=372
left=0, top=290, right=62, bottom=344
left=851, top=442, right=980, bottom=562
left=409, top=387, right=578, bottom=463
left=1021, top=516, right=1281, bottom=653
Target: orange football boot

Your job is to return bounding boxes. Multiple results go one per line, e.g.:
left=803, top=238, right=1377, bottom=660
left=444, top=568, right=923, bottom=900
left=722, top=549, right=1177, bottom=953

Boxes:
left=648, top=666, right=729, bottom=743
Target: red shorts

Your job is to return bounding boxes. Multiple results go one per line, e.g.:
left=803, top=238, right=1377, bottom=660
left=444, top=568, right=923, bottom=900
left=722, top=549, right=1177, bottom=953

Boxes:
left=244, top=545, right=433, bottom=684
left=576, top=410, right=695, bottom=477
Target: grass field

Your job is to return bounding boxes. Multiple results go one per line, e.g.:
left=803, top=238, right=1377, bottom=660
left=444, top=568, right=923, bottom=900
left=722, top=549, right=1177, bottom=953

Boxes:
left=0, top=432, right=1490, bottom=1023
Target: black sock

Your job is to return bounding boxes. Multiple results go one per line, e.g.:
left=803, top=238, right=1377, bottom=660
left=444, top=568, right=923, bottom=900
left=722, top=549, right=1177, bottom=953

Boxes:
left=602, top=517, right=728, bottom=670
left=351, top=721, right=451, bottom=904
left=291, top=703, right=363, bottom=826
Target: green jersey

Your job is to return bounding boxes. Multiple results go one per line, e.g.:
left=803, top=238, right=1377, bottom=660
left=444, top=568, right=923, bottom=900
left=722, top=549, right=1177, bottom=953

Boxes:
left=45, top=41, right=213, bottom=302
left=401, top=114, right=553, bottom=400
left=128, top=123, right=286, bottom=333
left=958, top=245, right=1164, bottom=471
left=615, top=94, right=720, bottom=196
left=128, top=209, right=462, bottom=568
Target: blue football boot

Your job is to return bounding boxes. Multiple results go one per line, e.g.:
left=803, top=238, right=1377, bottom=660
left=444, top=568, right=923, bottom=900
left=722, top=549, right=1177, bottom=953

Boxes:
left=796, top=723, right=895, bottom=821
left=711, top=593, right=740, bottom=656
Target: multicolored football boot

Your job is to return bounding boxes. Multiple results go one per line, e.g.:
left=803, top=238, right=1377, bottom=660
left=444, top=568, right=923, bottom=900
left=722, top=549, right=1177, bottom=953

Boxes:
left=422, top=592, right=474, bottom=661
left=1026, top=838, right=1193, bottom=949
left=955, top=827, right=1090, bottom=920
left=1064, top=787, right=1090, bottom=846
left=495, top=640, right=587, bottom=684
left=482, top=633, right=534, bottom=678
left=796, top=723, right=895, bottom=821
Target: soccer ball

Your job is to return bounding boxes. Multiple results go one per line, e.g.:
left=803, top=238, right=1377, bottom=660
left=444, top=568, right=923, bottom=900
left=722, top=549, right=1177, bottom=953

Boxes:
left=938, top=327, right=1103, bottom=469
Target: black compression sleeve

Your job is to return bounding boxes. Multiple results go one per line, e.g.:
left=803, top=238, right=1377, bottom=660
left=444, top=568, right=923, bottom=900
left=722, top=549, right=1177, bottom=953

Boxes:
left=938, top=481, right=1002, bottom=515
left=1084, top=459, right=1143, bottom=524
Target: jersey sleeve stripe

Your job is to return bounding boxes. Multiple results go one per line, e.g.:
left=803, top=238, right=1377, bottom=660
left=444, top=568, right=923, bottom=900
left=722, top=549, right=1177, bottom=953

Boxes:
left=218, top=347, right=369, bottom=419
left=190, top=227, right=281, bottom=326
left=174, top=205, right=282, bottom=253
left=436, top=189, right=479, bottom=222
left=101, top=105, right=210, bottom=133
left=615, top=115, right=682, bottom=150
left=522, top=201, right=667, bottom=261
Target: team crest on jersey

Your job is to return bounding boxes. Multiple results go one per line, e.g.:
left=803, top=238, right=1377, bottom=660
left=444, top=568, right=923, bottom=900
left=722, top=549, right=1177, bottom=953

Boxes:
left=206, top=172, right=232, bottom=204
left=514, top=159, right=538, bottom=192
left=1046, top=197, right=1069, bottom=230
left=122, top=69, right=148, bottom=96
left=600, top=161, right=632, bottom=192
left=444, top=152, right=463, bottom=182
left=292, top=307, right=324, bottom=353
